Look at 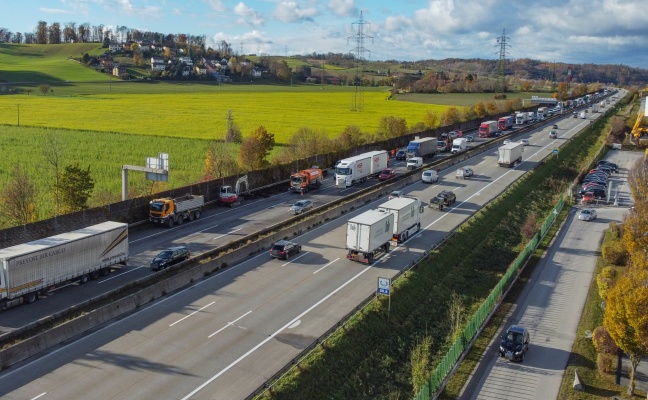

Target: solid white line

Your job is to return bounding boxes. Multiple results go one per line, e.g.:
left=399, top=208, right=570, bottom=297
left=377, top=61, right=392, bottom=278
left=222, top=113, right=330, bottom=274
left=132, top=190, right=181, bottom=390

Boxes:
left=31, top=393, right=46, bottom=400
left=169, top=301, right=215, bottom=327
left=313, top=258, right=340, bottom=274
left=181, top=264, right=373, bottom=400
left=281, top=252, right=309, bottom=266
left=98, top=265, right=147, bottom=283
left=213, top=227, right=243, bottom=240
left=208, top=311, right=252, bottom=338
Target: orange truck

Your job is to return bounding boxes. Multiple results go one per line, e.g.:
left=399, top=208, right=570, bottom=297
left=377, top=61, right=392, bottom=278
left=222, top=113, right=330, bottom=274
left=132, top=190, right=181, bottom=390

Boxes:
left=290, top=167, right=324, bottom=193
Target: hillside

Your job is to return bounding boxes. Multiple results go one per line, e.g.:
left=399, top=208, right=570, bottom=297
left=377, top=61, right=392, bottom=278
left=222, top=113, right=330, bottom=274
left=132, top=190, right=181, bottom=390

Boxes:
left=0, top=43, right=107, bottom=84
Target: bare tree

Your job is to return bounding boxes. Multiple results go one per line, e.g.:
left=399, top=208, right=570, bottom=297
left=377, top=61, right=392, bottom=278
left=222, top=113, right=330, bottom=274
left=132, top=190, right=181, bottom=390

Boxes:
left=0, top=164, right=38, bottom=227
left=42, top=131, right=65, bottom=216
left=225, top=109, right=242, bottom=143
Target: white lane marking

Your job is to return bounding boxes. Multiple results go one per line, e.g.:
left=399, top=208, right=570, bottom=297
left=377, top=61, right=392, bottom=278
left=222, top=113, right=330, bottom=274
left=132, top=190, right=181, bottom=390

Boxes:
left=169, top=301, right=215, bottom=327
left=98, top=265, right=147, bottom=283
left=182, top=264, right=373, bottom=400
left=31, top=393, right=46, bottom=400
left=213, top=228, right=243, bottom=240
left=313, top=258, right=340, bottom=274
left=208, top=311, right=253, bottom=338
left=132, top=223, right=220, bottom=243
left=282, top=252, right=309, bottom=266
left=288, top=320, right=301, bottom=329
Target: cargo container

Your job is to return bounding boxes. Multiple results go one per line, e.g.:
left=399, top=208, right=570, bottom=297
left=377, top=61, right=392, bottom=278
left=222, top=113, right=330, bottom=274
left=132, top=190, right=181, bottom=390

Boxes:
left=406, top=137, right=437, bottom=159
left=0, top=221, right=129, bottom=310
left=377, top=197, right=423, bottom=243
left=335, top=150, right=388, bottom=187
left=497, top=116, right=514, bottom=131
left=497, top=142, right=524, bottom=168
left=346, top=209, right=394, bottom=264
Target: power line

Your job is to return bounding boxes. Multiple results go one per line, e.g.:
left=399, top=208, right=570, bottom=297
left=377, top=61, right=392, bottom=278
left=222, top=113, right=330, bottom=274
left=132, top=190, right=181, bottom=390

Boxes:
left=348, top=11, right=372, bottom=112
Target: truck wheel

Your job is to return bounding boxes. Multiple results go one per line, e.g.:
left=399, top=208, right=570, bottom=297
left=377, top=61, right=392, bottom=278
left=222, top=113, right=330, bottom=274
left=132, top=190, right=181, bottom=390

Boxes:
left=90, top=270, right=100, bottom=280
left=384, top=242, right=390, bottom=252
left=24, top=291, right=38, bottom=304
left=79, top=274, right=89, bottom=284
left=167, top=219, right=174, bottom=228
left=100, top=267, right=111, bottom=276
left=399, top=232, right=406, bottom=242
left=194, top=210, right=201, bottom=220
left=439, top=205, right=444, bottom=211
left=367, top=253, right=374, bottom=264
left=188, top=212, right=195, bottom=221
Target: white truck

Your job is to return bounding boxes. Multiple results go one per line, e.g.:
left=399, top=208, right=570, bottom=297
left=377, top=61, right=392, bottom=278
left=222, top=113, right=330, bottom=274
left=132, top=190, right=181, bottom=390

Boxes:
left=346, top=209, right=394, bottom=264
left=150, top=194, right=204, bottom=227
left=515, top=113, right=528, bottom=125
left=537, top=107, right=547, bottom=119
left=591, top=103, right=599, bottom=113
left=377, top=197, right=423, bottom=243
left=497, top=142, right=524, bottom=168
left=527, top=111, right=535, bottom=121
left=580, top=111, right=587, bottom=119
left=335, top=150, right=389, bottom=187
left=451, top=138, right=467, bottom=154
left=0, top=221, right=129, bottom=310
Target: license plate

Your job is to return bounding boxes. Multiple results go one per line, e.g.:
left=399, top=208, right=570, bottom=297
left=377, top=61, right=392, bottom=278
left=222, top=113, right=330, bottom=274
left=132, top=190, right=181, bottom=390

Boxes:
left=505, top=352, right=514, bottom=360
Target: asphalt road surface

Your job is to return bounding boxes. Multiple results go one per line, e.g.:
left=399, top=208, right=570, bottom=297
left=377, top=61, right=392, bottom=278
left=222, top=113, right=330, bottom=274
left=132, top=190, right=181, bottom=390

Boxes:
left=459, top=147, right=639, bottom=400
left=0, top=95, right=621, bottom=399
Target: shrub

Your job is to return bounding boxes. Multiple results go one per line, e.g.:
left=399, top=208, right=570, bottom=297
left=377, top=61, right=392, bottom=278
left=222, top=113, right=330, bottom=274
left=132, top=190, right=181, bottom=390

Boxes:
left=608, top=221, right=621, bottom=238
left=592, top=325, right=619, bottom=355
left=520, top=212, right=537, bottom=241
left=597, top=352, right=616, bottom=374
left=596, top=267, right=617, bottom=300
left=601, top=239, right=626, bottom=265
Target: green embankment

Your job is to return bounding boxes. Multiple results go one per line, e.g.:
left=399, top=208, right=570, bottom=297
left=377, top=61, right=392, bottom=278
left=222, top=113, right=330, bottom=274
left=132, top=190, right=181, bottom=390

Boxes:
left=256, top=110, right=615, bottom=399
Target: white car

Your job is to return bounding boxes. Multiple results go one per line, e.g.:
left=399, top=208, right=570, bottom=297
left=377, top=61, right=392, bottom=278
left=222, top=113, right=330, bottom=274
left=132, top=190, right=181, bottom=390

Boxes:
left=520, top=139, right=529, bottom=146
left=289, top=199, right=313, bottom=214
left=503, top=139, right=511, bottom=144
left=578, top=208, right=597, bottom=221
left=422, top=170, right=439, bottom=183
left=388, top=190, right=404, bottom=200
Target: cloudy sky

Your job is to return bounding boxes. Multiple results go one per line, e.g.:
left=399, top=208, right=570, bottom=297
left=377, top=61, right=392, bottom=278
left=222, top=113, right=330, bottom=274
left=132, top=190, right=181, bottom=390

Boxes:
left=4, top=0, right=648, bottom=67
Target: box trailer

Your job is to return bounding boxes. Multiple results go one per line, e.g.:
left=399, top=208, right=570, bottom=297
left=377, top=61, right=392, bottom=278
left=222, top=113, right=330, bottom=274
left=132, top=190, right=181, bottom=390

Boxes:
left=335, top=150, right=388, bottom=187
left=377, top=197, right=423, bottom=243
left=406, top=137, right=437, bottom=159
left=0, top=221, right=129, bottom=310
left=498, top=142, right=524, bottom=168
left=479, top=120, right=498, bottom=138
left=346, top=209, right=394, bottom=264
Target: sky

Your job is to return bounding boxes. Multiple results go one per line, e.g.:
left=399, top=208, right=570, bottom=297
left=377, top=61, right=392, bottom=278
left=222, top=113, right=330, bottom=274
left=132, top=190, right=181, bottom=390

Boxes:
left=4, top=0, right=648, bottom=68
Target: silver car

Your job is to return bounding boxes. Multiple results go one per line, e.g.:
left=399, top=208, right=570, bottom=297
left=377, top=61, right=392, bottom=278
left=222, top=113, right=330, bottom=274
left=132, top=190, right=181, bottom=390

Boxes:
left=578, top=208, right=597, bottom=221
left=290, top=199, right=313, bottom=214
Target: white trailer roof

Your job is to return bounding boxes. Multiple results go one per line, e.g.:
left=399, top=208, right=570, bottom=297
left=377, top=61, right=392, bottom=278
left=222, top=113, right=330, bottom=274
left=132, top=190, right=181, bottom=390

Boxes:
left=0, top=221, right=127, bottom=260
left=378, top=197, right=417, bottom=210
left=348, top=209, right=391, bottom=225
left=500, top=142, right=523, bottom=150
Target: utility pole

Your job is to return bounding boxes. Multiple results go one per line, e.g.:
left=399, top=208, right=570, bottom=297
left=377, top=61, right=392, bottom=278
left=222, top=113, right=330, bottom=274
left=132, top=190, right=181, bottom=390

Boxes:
left=17, top=103, right=20, bottom=126
left=348, top=11, right=373, bottom=112
left=495, top=28, right=510, bottom=93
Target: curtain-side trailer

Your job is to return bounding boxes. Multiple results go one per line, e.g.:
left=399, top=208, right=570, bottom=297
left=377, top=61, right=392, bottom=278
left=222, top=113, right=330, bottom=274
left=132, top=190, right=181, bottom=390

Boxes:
left=0, top=221, right=129, bottom=310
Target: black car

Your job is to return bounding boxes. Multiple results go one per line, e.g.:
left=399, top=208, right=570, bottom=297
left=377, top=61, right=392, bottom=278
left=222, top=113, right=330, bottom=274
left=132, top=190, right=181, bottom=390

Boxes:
left=597, top=160, right=618, bottom=172
left=395, top=149, right=407, bottom=160
left=499, top=325, right=530, bottom=362
left=150, top=246, right=190, bottom=271
left=270, top=240, right=302, bottom=260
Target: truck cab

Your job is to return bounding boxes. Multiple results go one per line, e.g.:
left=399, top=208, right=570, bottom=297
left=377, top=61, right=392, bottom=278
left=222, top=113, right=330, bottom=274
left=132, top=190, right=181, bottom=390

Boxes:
left=407, top=157, right=423, bottom=170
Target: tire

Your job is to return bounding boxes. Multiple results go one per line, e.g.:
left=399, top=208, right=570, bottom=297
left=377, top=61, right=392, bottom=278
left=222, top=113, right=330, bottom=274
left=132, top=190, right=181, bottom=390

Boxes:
left=399, top=232, right=406, bottom=242
left=439, top=205, right=444, bottom=211
left=383, top=242, right=390, bottom=253
left=520, top=352, right=525, bottom=362
left=367, top=253, right=374, bottom=264
left=90, top=270, right=100, bottom=280
left=79, top=274, right=89, bottom=284
left=24, top=291, right=38, bottom=304
left=167, top=218, right=174, bottom=228
left=188, top=212, right=195, bottom=221
left=177, top=215, right=184, bottom=225
left=100, top=267, right=111, bottom=276
left=194, top=210, right=201, bottom=220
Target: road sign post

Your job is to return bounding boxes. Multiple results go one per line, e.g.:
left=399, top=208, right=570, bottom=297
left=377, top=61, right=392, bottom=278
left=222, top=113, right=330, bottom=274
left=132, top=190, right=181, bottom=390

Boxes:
left=377, top=277, right=391, bottom=317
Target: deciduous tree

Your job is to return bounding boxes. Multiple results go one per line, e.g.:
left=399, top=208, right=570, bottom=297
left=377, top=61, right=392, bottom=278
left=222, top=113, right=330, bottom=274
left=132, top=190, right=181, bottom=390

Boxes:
left=376, top=116, right=407, bottom=140
left=473, top=102, right=486, bottom=117
left=0, top=164, right=38, bottom=227
left=424, top=110, right=438, bottom=128
left=238, top=126, right=274, bottom=171
left=39, top=84, right=50, bottom=95
left=627, top=159, right=648, bottom=203
left=439, top=107, right=461, bottom=127
left=204, top=140, right=238, bottom=180
left=225, top=109, right=243, bottom=143
left=56, top=163, right=95, bottom=212
left=335, top=125, right=365, bottom=150
left=604, top=266, right=648, bottom=395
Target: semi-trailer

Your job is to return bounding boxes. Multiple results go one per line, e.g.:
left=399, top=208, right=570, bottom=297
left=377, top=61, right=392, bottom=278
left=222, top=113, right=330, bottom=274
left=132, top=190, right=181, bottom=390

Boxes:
left=0, top=221, right=129, bottom=310
left=346, top=209, right=394, bottom=264
left=497, top=142, right=524, bottom=168
left=377, top=197, right=423, bottom=243
left=335, top=150, right=389, bottom=187
left=406, top=137, right=437, bottom=159
left=478, top=121, right=498, bottom=138
left=497, top=116, right=514, bottom=132
left=515, top=113, right=528, bottom=125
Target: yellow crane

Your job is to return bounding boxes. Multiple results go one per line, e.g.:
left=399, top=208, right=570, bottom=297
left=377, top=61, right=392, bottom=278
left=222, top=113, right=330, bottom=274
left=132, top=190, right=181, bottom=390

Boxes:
left=632, top=109, right=648, bottom=139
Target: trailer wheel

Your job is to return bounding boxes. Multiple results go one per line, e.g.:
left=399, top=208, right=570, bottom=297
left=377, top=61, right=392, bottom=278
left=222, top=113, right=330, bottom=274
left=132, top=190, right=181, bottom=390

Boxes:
left=90, top=270, right=100, bottom=280
left=177, top=215, right=184, bottom=225
left=188, top=212, right=195, bottom=221
left=367, top=253, right=374, bottom=264
left=399, top=232, right=406, bottom=242
left=100, top=267, right=111, bottom=276
left=383, top=243, right=390, bottom=253
left=167, top=219, right=174, bottom=228
left=79, top=274, right=90, bottom=284
left=194, top=210, right=201, bottom=220
left=24, top=291, right=38, bottom=304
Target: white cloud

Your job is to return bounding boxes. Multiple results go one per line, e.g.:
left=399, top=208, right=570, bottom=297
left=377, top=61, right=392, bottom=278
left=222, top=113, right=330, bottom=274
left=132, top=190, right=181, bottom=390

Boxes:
left=273, top=1, right=318, bottom=23
left=328, top=0, right=357, bottom=17
left=205, top=0, right=227, bottom=13
left=40, top=8, right=74, bottom=14
left=234, top=2, right=265, bottom=26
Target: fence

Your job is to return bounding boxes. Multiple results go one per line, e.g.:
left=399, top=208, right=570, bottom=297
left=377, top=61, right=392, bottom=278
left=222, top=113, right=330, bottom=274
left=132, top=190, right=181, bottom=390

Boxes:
left=416, top=194, right=564, bottom=400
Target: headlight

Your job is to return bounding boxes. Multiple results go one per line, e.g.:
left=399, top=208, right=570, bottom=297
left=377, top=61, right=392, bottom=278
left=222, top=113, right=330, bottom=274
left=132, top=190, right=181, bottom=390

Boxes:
left=499, top=346, right=505, bottom=352
left=515, top=350, right=523, bottom=355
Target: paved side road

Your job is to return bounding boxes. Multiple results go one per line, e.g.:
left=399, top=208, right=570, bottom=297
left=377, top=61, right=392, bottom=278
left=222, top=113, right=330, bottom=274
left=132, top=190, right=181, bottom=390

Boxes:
left=459, top=150, right=641, bottom=399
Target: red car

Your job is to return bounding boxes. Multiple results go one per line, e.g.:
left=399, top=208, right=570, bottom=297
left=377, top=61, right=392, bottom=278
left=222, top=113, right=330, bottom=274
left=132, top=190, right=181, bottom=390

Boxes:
left=581, top=192, right=595, bottom=204
left=379, top=168, right=396, bottom=181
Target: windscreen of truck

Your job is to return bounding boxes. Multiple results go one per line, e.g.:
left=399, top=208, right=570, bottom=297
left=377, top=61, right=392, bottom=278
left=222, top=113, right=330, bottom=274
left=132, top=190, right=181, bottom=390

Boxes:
left=150, top=201, right=165, bottom=212
left=407, top=143, right=420, bottom=152
left=336, top=167, right=352, bottom=175
left=291, top=176, right=305, bottom=185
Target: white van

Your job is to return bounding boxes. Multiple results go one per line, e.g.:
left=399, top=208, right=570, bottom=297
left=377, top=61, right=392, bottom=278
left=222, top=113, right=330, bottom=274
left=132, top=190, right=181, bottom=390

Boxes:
left=451, top=138, right=467, bottom=154
left=421, top=169, right=439, bottom=183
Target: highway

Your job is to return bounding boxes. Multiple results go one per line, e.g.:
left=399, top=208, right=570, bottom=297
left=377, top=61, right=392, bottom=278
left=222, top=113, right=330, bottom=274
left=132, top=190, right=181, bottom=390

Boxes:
left=0, top=95, right=618, bottom=399
left=459, top=148, right=638, bottom=400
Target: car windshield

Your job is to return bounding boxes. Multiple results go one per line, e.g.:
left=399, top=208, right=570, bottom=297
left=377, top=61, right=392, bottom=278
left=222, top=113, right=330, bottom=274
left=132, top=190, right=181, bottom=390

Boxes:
left=336, top=167, right=351, bottom=175
left=293, top=202, right=305, bottom=207
left=381, top=170, right=391, bottom=175
left=156, top=250, right=172, bottom=260
left=505, top=332, right=524, bottom=344
left=272, top=244, right=285, bottom=251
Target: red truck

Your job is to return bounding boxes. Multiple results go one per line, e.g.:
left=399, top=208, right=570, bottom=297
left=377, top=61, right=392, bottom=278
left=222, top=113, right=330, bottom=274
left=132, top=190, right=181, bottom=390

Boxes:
left=497, top=116, right=514, bottom=132
left=478, top=121, right=498, bottom=138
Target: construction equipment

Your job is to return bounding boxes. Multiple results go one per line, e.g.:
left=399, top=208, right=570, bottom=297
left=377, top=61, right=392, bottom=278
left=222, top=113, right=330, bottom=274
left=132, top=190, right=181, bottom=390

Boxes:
left=219, top=175, right=249, bottom=207
left=289, top=167, right=323, bottom=193
left=632, top=110, right=648, bottom=139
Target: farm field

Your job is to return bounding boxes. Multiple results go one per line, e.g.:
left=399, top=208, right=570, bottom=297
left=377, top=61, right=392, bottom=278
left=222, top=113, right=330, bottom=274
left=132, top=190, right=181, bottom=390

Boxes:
left=396, top=91, right=548, bottom=106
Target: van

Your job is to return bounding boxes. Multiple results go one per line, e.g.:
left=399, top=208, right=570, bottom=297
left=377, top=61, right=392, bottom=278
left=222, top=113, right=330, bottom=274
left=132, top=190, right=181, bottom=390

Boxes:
left=451, top=138, right=467, bottom=154
left=407, top=157, right=423, bottom=170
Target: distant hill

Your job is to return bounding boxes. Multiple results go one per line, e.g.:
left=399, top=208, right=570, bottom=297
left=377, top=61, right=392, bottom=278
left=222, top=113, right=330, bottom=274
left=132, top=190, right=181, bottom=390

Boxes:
left=0, top=43, right=107, bottom=84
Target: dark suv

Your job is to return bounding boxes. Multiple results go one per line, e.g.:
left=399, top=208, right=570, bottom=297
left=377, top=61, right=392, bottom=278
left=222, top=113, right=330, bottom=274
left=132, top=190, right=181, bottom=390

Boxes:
left=269, top=240, right=302, bottom=260
left=150, top=246, right=190, bottom=271
left=499, top=325, right=530, bottom=362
